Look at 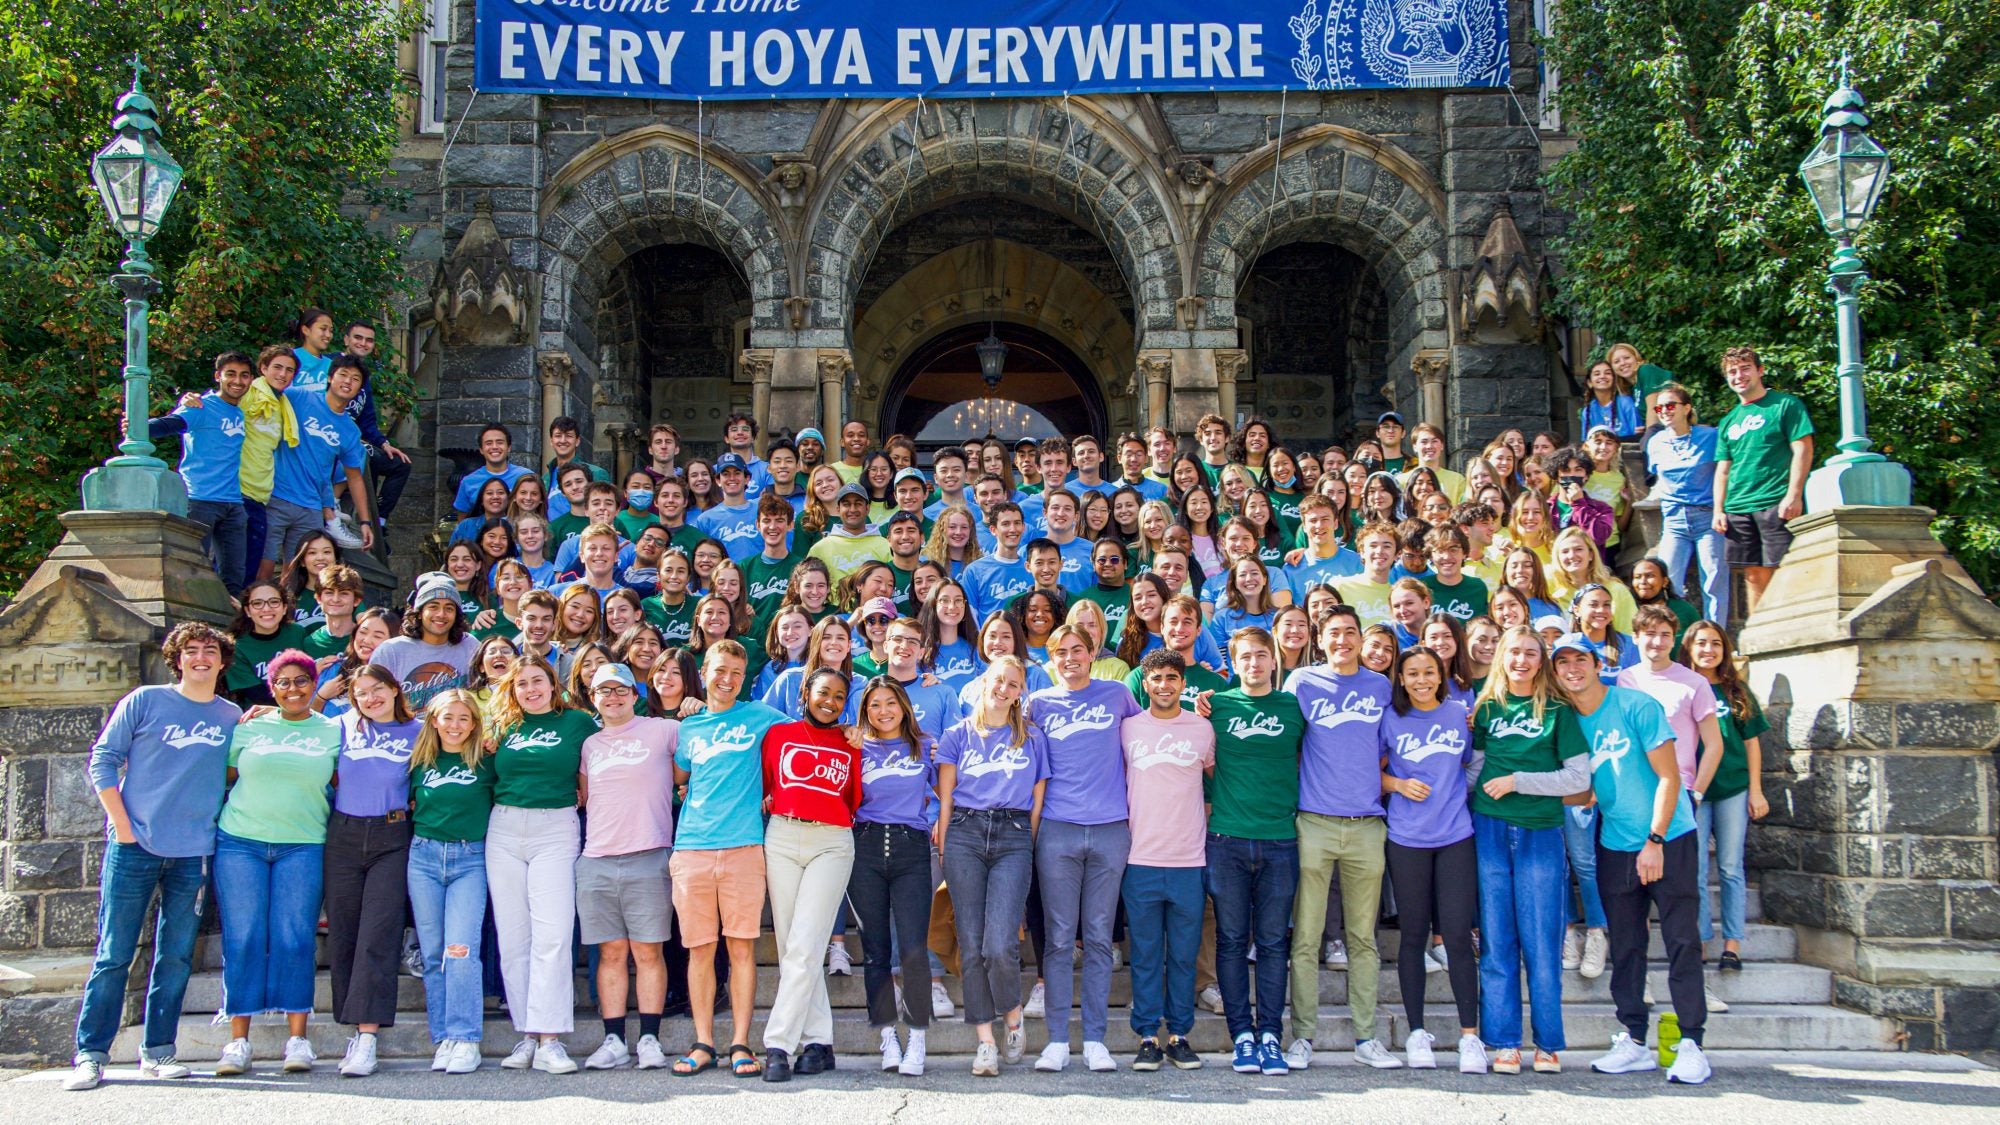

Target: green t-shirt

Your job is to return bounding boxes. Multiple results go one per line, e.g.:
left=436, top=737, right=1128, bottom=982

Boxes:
left=743, top=552, right=801, bottom=627
left=226, top=623, right=313, bottom=693
left=1705, top=684, right=1768, bottom=800
left=1421, top=573, right=1490, bottom=624
left=890, top=562, right=920, bottom=617
left=1716, top=390, right=1815, bottom=514
left=302, top=624, right=354, bottom=660
left=547, top=512, right=592, bottom=551
left=1074, top=583, right=1131, bottom=641
left=491, top=708, right=598, bottom=809
left=642, top=594, right=698, bottom=647
left=663, top=523, right=708, bottom=558
left=473, top=610, right=523, bottom=643
left=1471, top=694, right=1589, bottom=828
left=220, top=712, right=342, bottom=843
left=1635, top=362, right=1675, bottom=399
left=1123, top=661, right=1231, bottom=711
left=412, top=748, right=498, bottom=842
left=1203, top=687, right=1306, bottom=840
left=853, top=652, right=885, bottom=679
left=614, top=509, right=661, bottom=542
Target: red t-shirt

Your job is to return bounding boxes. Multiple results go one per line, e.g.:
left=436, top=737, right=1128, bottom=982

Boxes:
left=762, top=721, right=862, bottom=827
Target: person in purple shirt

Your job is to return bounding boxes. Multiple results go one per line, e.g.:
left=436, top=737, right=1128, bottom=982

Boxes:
left=1024, top=626, right=1141, bottom=1073
left=935, top=657, right=1049, bottom=1077
left=879, top=617, right=965, bottom=742
left=1377, top=647, right=1485, bottom=1071
left=849, top=679, right=939, bottom=1075
left=1279, top=604, right=1402, bottom=1070
left=324, top=664, right=422, bottom=1076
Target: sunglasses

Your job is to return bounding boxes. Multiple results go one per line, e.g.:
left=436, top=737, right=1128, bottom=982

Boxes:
left=1656, top=401, right=1687, bottom=412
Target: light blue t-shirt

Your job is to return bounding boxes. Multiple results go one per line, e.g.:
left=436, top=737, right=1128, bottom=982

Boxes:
left=961, top=554, right=1034, bottom=624
left=87, top=685, right=241, bottom=857
left=291, top=347, right=331, bottom=394
left=928, top=639, right=984, bottom=694
left=171, top=394, right=246, bottom=503
left=1052, top=537, right=1095, bottom=595
left=1118, top=477, right=1169, bottom=503
left=695, top=501, right=763, bottom=562
left=1286, top=547, right=1364, bottom=598
left=453, top=463, right=534, bottom=516
left=888, top=674, right=967, bottom=745
left=270, top=388, right=365, bottom=510
left=1576, top=685, right=1695, bottom=851
left=673, top=700, right=786, bottom=851
left=1645, top=425, right=1720, bottom=508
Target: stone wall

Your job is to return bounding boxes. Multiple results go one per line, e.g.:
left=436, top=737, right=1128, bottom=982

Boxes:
left=0, top=706, right=113, bottom=956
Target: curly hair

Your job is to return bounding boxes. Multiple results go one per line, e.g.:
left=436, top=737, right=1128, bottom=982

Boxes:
left=162, top=621, right=236, bottom=681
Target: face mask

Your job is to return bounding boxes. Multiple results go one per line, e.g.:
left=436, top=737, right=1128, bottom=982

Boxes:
left=627, top=490, right=654, bottom=510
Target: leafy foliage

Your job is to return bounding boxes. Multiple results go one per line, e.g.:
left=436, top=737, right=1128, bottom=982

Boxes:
left=1544, top=0, right=2000, bottom=587
left=0, top=0, right=422, bottom=594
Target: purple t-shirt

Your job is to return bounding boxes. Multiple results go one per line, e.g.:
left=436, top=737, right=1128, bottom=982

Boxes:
left=857, top=736, right=935, bottom=831
left=1283, top=664, right=1393, bottom=818
left=1379, top=700, right=1475, bottom=848
left=936, top=719, right=1050, bottom=812
left=1027, top=679, right=1141, bottom=825
left=333, top=714, right=420, bottom=817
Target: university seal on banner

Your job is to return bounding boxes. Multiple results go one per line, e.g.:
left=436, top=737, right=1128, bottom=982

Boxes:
left=1291, top=0, right=1506, bottom=90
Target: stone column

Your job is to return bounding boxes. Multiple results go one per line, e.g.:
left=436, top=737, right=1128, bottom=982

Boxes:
left=740, top=348, right=774, bottom=454
left=536, top=350, right=575, bottom=438
left=764, top=348, right=823, bottom=438
left=817, top=350, right=853, bottom=438
left=1413, top=349, right=1450, bottom=433
left=1139, top=351, right=1173, bottom=433
left=1213, top=348, right=1249, bottom=426
left=1165, top=348, right=1221, bottom=434
left=1738, top=506, right=2000, bottom=1052
left=608, top=424, right=645, bottom=483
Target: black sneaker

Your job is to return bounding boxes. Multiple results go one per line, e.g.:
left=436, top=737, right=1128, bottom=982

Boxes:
left=795, top=1042, right=835, bottom=1074
left=1133, top=1039, right=1164, bottom=1072
left=1165, top=1036, right=1203, bottom=1070
left=1718, top=950, right=1743, bottom=973
left=763, top=1049, right=792, bottom=1083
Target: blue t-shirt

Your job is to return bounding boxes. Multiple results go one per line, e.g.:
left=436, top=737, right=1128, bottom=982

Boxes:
left=271, top=388, right=366, bottom=510
left=1287, top=548, right=1364, bottom=598
left=1052, top=537, right=1095, bottom=595
left=759, top=667, right=864, bottom=724
left=1118, top=477, right=1169, bottom=503
left=1379, top=700, right=1475, bottom=848
left=1136, top=630, right=1227, bottom=676
left=936, top=720, right=1051, bottom=812
left=170, top=394, right=247, bottom=503
left=334, top=714, right=419, bottom=818
left=87, top=686, right=241, bottom=857
left=1027, top=679, right=1141, bottom=826
left=615, top=554, right=661, bottom=598
left=1580, top=394, right=1643, bottom=440
left=961, top=554, right=1034, bottom=625
left=452, top=463, right=534, bottom=516
left=1581, top=631, right=1641, bottom=685
left=1208, top=607, right=1277, bottom=660
left=695, top=501, right=763, bottom=562
left=674, top=701, right=787, bottom=851
left=888, top=674, right=966, bottom=745
left=1284, top=664, right=1393, bottom=819
left=857, top=736, right=935, bottom=831
left=1645, top=425, right=1720, bottom=508
left=1576, top=685, right=1695, bottom=851
left=291, top=347, right=331, bottom=394
left=928, top=639, right=984, bottom=694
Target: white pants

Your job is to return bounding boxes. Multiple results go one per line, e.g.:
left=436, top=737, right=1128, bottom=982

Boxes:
left=486, top=805, right=579, bottom=1034
left=762, top=816, right=855, bottom=1055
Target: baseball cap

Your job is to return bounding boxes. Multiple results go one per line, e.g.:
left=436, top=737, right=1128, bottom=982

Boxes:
left=1531, top=614, right=1568, bottom=634
left=1014, top=437, right=1040, bottom=451
left=795, top=427, right=825, bottom=445
left=591, top=663, right=638, bottom=692
left=714, top=452, right=749, bottom=474
left=1585, top=424, right=1618, bottom=441
left=1549, top=631, right=1601, bottom=659
left=835, top=482, right=871, bottom=504
left=893, top=467, right=927, bottom=488
left=884, top=510, right=923, bottom=530
left=1377, top=411, right=1405, bottom=427
left=857, top=596, right=899, bottom=622
left=410, top=571, right=459, bottom=610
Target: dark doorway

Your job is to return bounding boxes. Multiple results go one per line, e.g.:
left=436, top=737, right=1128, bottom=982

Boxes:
left=880, top=323, right=1106, bottom=452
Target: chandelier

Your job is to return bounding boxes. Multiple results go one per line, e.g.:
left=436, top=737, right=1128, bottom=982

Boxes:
left=949, top=397, right=1033, bottom=437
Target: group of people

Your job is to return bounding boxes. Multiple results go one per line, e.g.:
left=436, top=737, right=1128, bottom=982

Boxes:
left=66, top=337, right=1815, bottom=1091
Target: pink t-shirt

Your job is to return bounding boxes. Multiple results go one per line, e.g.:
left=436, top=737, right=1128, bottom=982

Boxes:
left=1615, top=662, right=1717, bottom=789
left=1121, top=710, right=1215, bottom=867
left=580, top=715, right=679, bottom=857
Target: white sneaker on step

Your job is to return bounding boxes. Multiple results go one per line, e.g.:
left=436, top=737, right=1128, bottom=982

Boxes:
left=1579, top=929, right=1610, bottom=980
left=1666, top=1040, right=1712, bottom=1085
left=432, top=1039, right=455, bottom=1071
left=1355, top=1039, right=1403, bottom=1069
left=635, top=1034, right=669, bottom=1070
left=1591, top=1032, right=1657, bottom=1074
left=1561, top=926, right=1584, bottom=971
left=501, top=1037, right=537, bottom=1069
left=880, top=1027, right=903, bottom=1071
left=930, top=980, right=955, bottom=1019
left=446, top=1040, right=483, bottom=1074
left=585, top=1034, right=629, bottom=1070
left=215, top=1038, right=252, bottom=1077
left=1405, top=1029, right=1437, bottom=1069
left=1022, top=980, right=1046, bottom=1019
left=1197, top=985, right=1225, bottom=1014
left=827, top=942, right=853, bottom=976
left=339, top=1033, right=377, bottom=1078
left=898, top=1030, right=928, bottom=1076
left=282, top=1037, right=316, bottom=1074
left=533, top=1039, right=578, bottom=1074
left=1324, top=939, right=1349, bottom=968
left=1284, top=1038, right=1313, bottom=1071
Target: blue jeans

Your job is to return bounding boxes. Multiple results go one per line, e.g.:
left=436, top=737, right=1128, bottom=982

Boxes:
left=1034, top=818, right=1130, bottom=1045
left=940, top=808, right=1035, bottom=1026
left=1204, top=833, right=1297, bottom=1040
left=1656, top=502, right=1729, bottom=624
left=73, top=842, right=208, bottom=1063
left=1562, top=806, right=1607, bottom=930
left=1697, top=793, right=1749, bottom=942
left=1473, top=814, right=1568, bottom=1051
left=408, top=837, right=488, bottom=1043
left=213, top=830, right=324, bottom=1016
left=1122, top=865, right=1203, bottom=1039
left=262, top=496, right=321, bottom=564
left=187, top=499, right=248, bottom=599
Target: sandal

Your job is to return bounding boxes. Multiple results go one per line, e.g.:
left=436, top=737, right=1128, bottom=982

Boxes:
left=729, top=1043, right=763, bottom=1077
left=672, top=1042, right=717, bottom=1076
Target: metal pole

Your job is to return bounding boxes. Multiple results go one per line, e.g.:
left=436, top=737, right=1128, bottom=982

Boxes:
left=108, top=241, right=165, bottom=467
left=1826, top=238, right=1874, bottom=461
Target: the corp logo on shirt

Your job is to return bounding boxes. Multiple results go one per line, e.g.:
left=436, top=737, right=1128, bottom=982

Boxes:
left=711, top=521, right=759, bottom=544
left=1129, top=732, right=1201, bottom=771
left=347, top=725, right=414, bottom=763
left=1394, top=724, right=1467, bottom=764
left=687, top=723, right=758, bottom=766
left=585, top=735, right=652, bottom=777
left=957, top=740, right=1033, bottom=779
left=1487, top=711, right=1547, bottom=740
left=1725, top=413, right=1768, bottom=442
left=504, top=726, right=569, bottom=753
left=862, top=753, right=927, bottom=785
left=1041, top=703, right=1117, bottom=740
left=160, top=721, right=228, bottom=749
left=935, top=655, right=979, bottom=680
left=1223, top=712, right=1289, bottom=739
left=219, top=417, right=246, bottom=439
left=749, top=575, right=791, bottom=602
left=419, top=764, right=482, bottom=788
left=239, top=730, right=332, bottom=759
left=1306, top=691, right=1385, bottom=729
left=779, top=741, right=852, bottom=795
left=1590, top=728, right=1634, bottom=774
left=302, top=415, right=344, bottom=448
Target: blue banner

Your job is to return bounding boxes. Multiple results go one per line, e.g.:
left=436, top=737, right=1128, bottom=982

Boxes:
left=473, top=0, right=1510, bottom=101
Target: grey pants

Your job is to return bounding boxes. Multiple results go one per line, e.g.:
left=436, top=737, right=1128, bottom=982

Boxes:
left=1034, top=819, right=1131, bottom=1045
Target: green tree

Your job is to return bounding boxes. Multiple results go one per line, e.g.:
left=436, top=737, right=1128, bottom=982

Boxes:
left=0, top=0, right=421, bottom=595
left=1544, top=0, right=2000, bottom=586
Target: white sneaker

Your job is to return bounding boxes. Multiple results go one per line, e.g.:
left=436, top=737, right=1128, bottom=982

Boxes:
left=324, top=514, right=367, bottom=549
left=1197, top=985, right=1225, bottom=1014
left=1035, top=1041, right=1070, bottom=1072
left=880, top=1027, right=903, bottom=1071
left=1405, top=1028, right=1437, bottom=1069
left=62, top=1059, right=102, bottom=1091
left=930, top=980, right=955, bottom=1019
left=1426, top=945, right=1449, bottom=973
left=339, top=1033, right=377, bottom=1077
left=501, top=1037, right=537, bottom=1069
left=1355, top=1038, right=1404, bottom=1069
left=1284, top=1038, right=1314, bottom=1071
left=1022, top=980, right=1046, bottom=1019
left=1324, top=939, right=1349, bottom=968
left=898, top=1029, right=927, bottom=1076
left=1666, top=1039, right=1712, bottom=1085
left=1083, top=1041, right=1117, bottom=1072
left=1591, top=1031, right=1657, bottom=1074
left=1003, top=1022, right=1026, bottom=1064
left=140, top=1056, right=192, bottom=1080
left=1561, top=926, right=1584, bottom=971
left=1458, top=1033, right=1489, bottom=1074
left=585, top=1033, right=630, bottom=1070
left=534, top=1039, right=579, bottom=1074
left=827, top=942, right=853, bottom=976
left=971, top=1041, right=1000, bottom=1077
left=1579, top=929, right=1610, bottom=980
left=1706, top=988, right=1730, bottom=1013
left=446, top=1040, right=483, bottom=1074
left=635, top=1034, right=669, bottom=1070
left=282, top=1036, right=316, bottom=1074
left=432, top=1039, right=456, bottom=1071
left=215, top=1038, right=253, bottom=1076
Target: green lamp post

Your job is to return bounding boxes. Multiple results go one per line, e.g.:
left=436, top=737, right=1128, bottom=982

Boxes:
left=78, top=54, right=188, bottom=516
left=1796, top=75, right=1911, bottom=509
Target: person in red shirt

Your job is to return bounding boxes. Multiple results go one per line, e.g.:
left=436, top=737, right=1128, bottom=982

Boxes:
left=758, top=669, right=861, bottom=1082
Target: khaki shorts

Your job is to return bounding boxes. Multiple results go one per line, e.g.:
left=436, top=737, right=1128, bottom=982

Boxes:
left=669, top=844, right=766, bottom=947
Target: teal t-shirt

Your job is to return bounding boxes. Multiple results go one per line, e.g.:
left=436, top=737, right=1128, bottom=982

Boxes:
left=674, top=701, right=786, bottom=851
left=1716, top=390, right=1815, bottom=513
left=492, top=708, right=598, bottom=809
left=1576, top=686, right=1695, bottom=851
left=220, top=712, right=342, bottom=844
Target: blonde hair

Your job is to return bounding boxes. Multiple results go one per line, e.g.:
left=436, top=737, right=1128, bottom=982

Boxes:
left=410, top=688, right=487, bottom=773
left=973, top=655, right=1031, bottom=749
left=1552, top=525, right=1618, bottom=590
left=800, top=465, right=844, bottom=534
left=1063, top=598, right=1111, bottom=651
left=1134, top=499, right=1175, bottom=562
left=1473, top=625, right=1558, bottom=727
left=923, top=504, right=985, bottom=566
left=489, top=657, right=566, bottom=735
left=1508, top=488, right=1553, bottom=550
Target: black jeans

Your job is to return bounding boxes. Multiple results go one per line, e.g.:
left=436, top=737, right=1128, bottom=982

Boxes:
left=1385, top=837, right=1480, bottom=1033
left=324, top=811, right=413, bottom=1027
left=1598, top=832, right=1705, bottom=1045
left=848, top=822, right=934, bottom=1028
left=368, top=446, right=412, bottom=518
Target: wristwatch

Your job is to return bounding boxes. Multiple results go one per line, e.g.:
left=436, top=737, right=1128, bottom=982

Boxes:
left=1646, top=832, right=1666, bottom=845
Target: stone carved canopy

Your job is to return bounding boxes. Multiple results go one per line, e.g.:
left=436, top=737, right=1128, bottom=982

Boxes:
left=1458, top=201, right=1541, bottom=342
left=433, top=202, right=530, bottom=347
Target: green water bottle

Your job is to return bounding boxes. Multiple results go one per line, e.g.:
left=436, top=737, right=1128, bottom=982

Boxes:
left=1656, top=1012, right=1682, bottom=1069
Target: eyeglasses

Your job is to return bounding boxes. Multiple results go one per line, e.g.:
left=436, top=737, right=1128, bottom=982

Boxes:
left=270, top=676, right=315, bottom=690
left=246, top=598, right=286, bottom=610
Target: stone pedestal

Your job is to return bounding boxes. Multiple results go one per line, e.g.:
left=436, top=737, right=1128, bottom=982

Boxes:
left=1738, top=506, right=2000, bottom=1051
left=10, top=511, right=234, bottom=631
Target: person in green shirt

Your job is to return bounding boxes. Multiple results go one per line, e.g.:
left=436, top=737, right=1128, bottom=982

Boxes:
left=1680, top=621, right=1769, bottom=970
left=1711, top=346, right=1815, bottom=615
left=1468, top=625, right=1593, bottom=1075
left=1420, top=527, right=1490, bottom=625
left=641, top=549, right=699, bottom=647
left=743, top=495, right=802, bottom=633
left=486, top=658, right=599, bottom=1073
left=1606, top=341, right=1676, bottom=417
left=225, top=580, right=312, bottom=707
left=615, top=469, right=664, bottom=544
left=549, top=479, right=616, bottom=556
left=302, top=566, right=363, bottom=659
left=1075, top=539, right=1133, bottom=642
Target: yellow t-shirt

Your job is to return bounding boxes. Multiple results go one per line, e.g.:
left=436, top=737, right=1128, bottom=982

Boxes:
left=831, top=462, right=866, bottom=485
left=1549, top=575, right=1638, bottom=634
left=1400, top=465, right=1467, bottom=504
left=236, top=377, right=299, bottom=503
left=1333, top=577, right=1394, bottom=628
left=807, top=531, right=891, bottom=587
left=1586, top=469, right=1630, bottom=547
